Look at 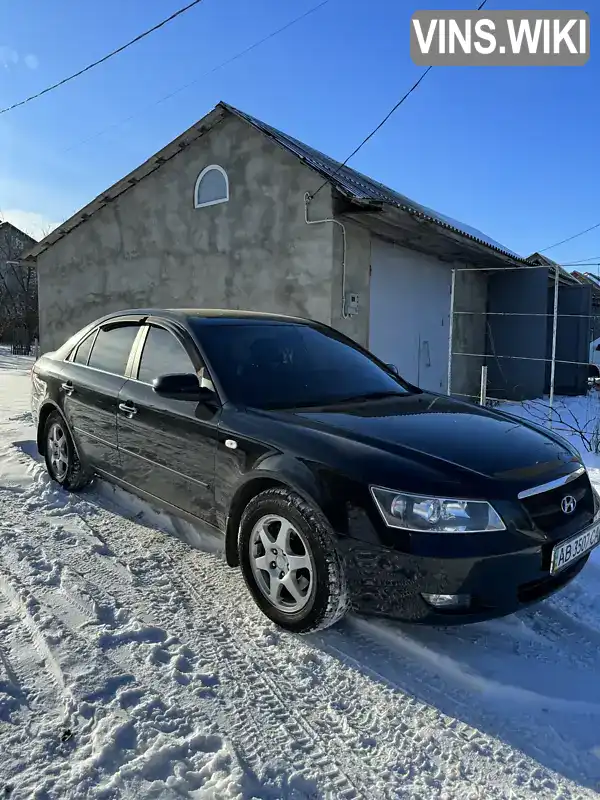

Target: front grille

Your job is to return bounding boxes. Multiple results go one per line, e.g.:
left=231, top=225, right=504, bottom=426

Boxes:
left=521, top=472, right=594, bottom=535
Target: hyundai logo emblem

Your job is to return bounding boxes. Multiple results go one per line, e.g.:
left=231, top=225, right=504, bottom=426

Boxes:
left=561, top=495, right=577, bottom=514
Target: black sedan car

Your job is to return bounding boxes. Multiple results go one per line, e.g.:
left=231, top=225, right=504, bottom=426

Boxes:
left=31, top=308, right=600, bottom=632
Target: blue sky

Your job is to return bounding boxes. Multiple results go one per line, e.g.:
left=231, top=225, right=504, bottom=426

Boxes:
left=0, top=0, right=597, bottom=269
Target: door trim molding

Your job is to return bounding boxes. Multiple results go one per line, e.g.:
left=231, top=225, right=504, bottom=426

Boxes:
left=94, top=468, right=222, bottom=535
left=118, top=445, right=210, bottom=489
left=73, top=426, right=119, bottom=450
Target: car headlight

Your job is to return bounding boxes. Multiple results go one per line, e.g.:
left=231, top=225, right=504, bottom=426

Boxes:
left=370, top=486, right=505, bottom=533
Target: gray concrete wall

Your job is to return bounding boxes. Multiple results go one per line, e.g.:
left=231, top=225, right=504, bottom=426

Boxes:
left=36, top=114, right=336, bottom=352
left=451, top=269, right=488, bottom=400
left=545, top=283, right=592, bottom=396
left=486, top=267, right=549, bottom=401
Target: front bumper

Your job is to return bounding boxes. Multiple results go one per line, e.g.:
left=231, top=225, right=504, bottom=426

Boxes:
left=338, top=535, right=592, bottom=624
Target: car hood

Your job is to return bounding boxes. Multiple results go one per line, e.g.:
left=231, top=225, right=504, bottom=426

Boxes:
left=277, top=392, right=581, bottom=481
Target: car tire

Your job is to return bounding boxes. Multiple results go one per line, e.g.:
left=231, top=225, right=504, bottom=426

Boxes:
left=43, top=411, right=92, bottom=492
left=238, top=487, right=350, bottom=633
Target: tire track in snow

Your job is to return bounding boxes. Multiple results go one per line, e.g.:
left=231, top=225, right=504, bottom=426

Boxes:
left=179, top=550, right=542, bottom=800
left=2, top=448, right=600, bottom=798
left=79, top=500, right=564, bottom=800
left=76, top=504, right=366, bottom=800
left=0, top=509, right=245, bottom=799
left=0, top=486, right=363, bottom=798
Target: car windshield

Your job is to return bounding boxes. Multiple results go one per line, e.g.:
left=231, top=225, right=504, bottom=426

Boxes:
left=190, top=320, right=414, bottom=409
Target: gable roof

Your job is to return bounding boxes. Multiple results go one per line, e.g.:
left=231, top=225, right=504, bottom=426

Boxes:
left=25, top=101, right=525, bottom=264
left=0, top=221, right=37, bottom=244
left=527, top=251, right=585, bottom=286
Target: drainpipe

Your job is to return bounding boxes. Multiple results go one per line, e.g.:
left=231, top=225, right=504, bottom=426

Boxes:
left=304, top=192, right=349, bottom=319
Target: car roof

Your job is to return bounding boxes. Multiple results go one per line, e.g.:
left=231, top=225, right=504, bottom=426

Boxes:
left=98, top=308, right=314, bottom=326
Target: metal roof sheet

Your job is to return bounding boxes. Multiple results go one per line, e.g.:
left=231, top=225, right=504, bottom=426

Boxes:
left=223, top=103, right=525, bottom=262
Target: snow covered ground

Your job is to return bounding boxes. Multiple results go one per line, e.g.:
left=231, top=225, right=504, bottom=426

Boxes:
left=1, top=348, right=600, bottom=799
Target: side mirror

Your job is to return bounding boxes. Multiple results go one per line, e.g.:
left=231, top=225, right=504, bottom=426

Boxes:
left=153, top=373, right=217, bottom=402
left=386, top=363, right=399, bottom=376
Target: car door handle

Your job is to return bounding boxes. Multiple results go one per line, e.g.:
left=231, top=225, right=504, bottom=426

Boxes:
left=118, top=402, right=137, bottom=417
left=61, top=381, right=74, bottom=396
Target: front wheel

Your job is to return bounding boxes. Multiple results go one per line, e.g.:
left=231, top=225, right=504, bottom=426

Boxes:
left=43, top=411, right=91, bottom=492
left=238, top=487, right=350, bottom=633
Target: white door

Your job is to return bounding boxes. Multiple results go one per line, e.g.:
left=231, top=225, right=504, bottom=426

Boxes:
left=368, top=239, right=451, bottom=392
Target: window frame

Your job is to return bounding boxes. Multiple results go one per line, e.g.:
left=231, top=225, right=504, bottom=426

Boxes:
left=85, top=321, right=144, bottom=378
left=64, top=316, right=146, bottom=379
left=193, top=164, right=229, bottom=209
left=71, top=329, right=100, bottom=366
left=133, top=323, right=198, bottom=386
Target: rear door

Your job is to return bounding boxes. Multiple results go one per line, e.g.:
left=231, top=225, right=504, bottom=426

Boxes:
left=60, top=320, right=143, bottom=477
left=116, top=321, right=219, bottom=525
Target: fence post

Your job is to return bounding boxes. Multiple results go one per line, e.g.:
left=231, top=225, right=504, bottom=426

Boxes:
left=447, top=268, right=456, bottom=395
left=549, top=266, right=560, bottom=429
left=479, top=365, right=488, bottom=406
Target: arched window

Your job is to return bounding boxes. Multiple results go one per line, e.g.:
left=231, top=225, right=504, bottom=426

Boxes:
left=194, top=165, right=229, bottom=208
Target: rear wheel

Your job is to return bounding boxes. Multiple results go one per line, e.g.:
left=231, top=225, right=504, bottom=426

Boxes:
left=43, top=411, right=91, bottom=492
left=238, top=487, right=350, bottom=633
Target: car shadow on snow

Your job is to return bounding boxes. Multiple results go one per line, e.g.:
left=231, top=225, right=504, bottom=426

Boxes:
left=13, top=439, right=39, bottom=460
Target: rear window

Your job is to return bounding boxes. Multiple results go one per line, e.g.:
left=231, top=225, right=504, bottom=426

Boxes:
left=88, top=324, right=140, bottom=376
left=73, top=332, right=96, bottom=365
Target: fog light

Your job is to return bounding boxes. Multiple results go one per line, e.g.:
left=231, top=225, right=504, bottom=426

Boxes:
left=422, top=593, right=471, bottom=610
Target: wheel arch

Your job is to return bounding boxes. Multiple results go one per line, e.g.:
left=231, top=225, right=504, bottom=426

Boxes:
left=224, top=460, right=334, bottom=567
left=37, top=401, right=66, bottom=454
left=36, top=402, right=83, bottom=466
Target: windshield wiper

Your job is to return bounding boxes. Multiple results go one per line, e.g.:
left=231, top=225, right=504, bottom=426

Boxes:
left=263, top=390, right=409, bottom=410
left=330, top=390, right=407, bottom=404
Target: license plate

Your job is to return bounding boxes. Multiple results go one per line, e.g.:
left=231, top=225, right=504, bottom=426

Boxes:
left=550, top=522, right=600, bottom=575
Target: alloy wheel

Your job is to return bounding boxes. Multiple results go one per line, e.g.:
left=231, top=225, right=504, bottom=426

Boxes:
left=47, top=422, right=69, bottom=481
left=249, top=514, right=314, bottom=613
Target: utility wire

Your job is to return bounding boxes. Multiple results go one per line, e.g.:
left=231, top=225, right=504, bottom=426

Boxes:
left=62, top=0, right=331, bottom=155
left=310, top=0, right=489, bottom=199
left=538, top=222, right=600, bottom=253
left=0, top=0, right=205, bottom=115
left=556, top=256, right=600, bottom=266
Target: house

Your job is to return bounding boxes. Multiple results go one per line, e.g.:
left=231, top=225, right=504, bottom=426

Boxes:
left=0, top=221, right=38, bottom=344
left=25, top=101, right=541, bottom=400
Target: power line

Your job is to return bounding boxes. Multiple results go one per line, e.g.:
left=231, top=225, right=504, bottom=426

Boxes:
left=557, top=256, right=600, bottom=266
left=310, top=0, right=489, bottom=199
left=538, top=222, right=600, bottom=253
left=62, top=0, right=332, bottom=155
left=0, top=0, right=206, bottom=115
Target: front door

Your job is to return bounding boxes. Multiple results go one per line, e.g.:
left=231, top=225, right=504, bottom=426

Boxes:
left=60, top=321, right=141, bottom=476
left=116, top=323, right=219, bottom=526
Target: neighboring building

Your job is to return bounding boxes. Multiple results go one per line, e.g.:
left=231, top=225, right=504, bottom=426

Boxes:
left=523, top=252, right=595, bottom=397
left=571, top=269, right=600, bottom=346
left=26, top=102, right=542, bottom=399
left=0, top=221, right=38, bottom=344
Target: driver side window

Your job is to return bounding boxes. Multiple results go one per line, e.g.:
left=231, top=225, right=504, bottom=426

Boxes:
left=137, top=326, right=195, bottom=384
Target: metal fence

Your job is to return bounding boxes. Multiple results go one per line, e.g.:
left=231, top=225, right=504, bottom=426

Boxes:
left=9, top=335, right=39, bottom=358
left=447, top=263, right=600, bottom=432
